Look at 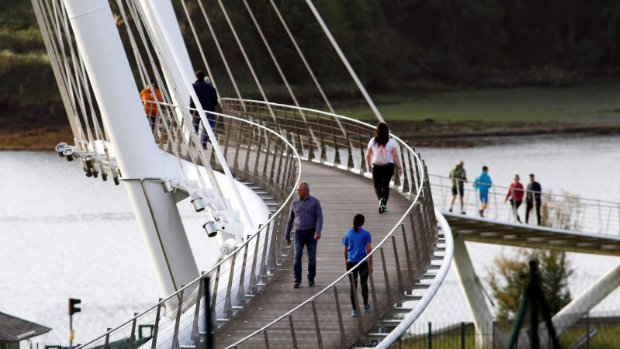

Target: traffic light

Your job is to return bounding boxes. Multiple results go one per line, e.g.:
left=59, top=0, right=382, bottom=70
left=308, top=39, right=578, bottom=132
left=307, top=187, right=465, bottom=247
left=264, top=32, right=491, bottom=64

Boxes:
left=69, top=298, right=81, bottom=316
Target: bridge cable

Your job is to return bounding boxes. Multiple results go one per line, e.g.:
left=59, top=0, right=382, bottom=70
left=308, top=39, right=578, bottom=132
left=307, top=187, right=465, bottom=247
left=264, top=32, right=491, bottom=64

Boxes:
left=305, top=0, right=386, bottom=123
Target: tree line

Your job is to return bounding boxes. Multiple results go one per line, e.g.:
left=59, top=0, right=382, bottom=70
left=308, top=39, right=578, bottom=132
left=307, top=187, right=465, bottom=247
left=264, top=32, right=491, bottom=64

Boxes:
left=2, top=0, right=620, bottom=112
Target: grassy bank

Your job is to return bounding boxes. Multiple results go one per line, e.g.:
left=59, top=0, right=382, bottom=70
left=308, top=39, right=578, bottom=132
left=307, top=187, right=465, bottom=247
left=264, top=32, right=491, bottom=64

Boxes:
left=338, top=81, right=620, bottom=124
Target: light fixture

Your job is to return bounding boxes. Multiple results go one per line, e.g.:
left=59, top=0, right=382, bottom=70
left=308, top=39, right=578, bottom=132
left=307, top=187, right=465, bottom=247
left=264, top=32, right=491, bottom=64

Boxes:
left=63, top=148, right=75, bottom=161
left=203, top=220, right=218, bottom=238
left=191, top=196, right=205, bottom=212
left=84, top=155, right=94, bottom=177
left=55, top=142, right=67, bottom=157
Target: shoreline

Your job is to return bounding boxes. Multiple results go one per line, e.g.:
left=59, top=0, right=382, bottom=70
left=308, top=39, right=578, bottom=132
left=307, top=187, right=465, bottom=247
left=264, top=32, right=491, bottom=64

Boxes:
left=2, top=121, right=619, bottom=150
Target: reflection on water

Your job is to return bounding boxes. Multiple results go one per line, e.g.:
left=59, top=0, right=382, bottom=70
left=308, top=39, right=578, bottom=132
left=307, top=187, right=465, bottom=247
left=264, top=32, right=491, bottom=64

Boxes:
left=0, top=136, right=618, bottom=344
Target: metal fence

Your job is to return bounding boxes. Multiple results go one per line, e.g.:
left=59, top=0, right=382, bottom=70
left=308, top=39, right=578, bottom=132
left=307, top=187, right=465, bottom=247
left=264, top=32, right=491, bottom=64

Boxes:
left=389, top=312, right=620, bottom=349
left=430, top=175, right=620, bottom=235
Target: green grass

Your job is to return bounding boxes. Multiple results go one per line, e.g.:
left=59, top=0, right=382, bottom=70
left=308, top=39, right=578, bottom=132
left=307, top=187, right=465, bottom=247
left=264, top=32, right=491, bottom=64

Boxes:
left=338, top=81, right=620, bottom=124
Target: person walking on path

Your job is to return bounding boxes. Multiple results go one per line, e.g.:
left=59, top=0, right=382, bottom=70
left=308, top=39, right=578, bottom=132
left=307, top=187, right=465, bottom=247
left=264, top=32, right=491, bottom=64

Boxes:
left=526, top=174, right=543, bottom=225
left=139, top=83, right=162, bottom=130
left=365, top=122, right=403, bottom=214
left=285, top=182, right=323, bottom=288
left=473, top=166, right=493, bottom=217
left=449, top=161, right=467, bottom=214
left=342, top=214, right=373, bottom=318
left=505, top=174, right=524, bottom=223
left=190, top=71, right=218, bottom=148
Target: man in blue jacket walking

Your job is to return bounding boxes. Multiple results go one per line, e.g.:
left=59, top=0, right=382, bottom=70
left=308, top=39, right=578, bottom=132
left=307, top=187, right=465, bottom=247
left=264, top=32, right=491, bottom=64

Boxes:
left=473, top=166, right=493, bottom=217
left=190, top=70, right=218, bottom=148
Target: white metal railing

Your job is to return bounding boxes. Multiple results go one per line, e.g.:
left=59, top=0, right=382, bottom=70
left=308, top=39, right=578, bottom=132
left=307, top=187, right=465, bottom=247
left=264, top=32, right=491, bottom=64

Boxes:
left=74, top=109, right=301, bottom=349
left=431, top=175, right=620, bottom=235
left=220, top=98, right=450, bottom=348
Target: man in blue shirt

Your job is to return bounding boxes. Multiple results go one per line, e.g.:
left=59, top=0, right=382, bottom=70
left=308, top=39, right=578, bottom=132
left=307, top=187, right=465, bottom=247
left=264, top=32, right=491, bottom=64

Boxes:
left=285, top=182, right=323, bottom=288
left=342, top=214, right=373, bottom=317
left=473, top=166, right=493, bottom=217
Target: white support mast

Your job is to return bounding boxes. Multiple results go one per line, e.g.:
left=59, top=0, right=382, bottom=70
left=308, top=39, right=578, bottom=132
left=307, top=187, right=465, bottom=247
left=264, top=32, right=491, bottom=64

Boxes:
left=62, top=0, right=198, bottom=297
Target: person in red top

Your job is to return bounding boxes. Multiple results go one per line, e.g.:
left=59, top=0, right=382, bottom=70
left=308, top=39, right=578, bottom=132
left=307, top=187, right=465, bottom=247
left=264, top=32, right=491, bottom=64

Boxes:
left=505, top=174, right=524, bottom=223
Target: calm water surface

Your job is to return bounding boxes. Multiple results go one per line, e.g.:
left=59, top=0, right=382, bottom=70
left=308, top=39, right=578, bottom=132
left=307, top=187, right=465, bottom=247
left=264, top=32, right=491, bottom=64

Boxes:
left=1, top=135, right=619, bottom=344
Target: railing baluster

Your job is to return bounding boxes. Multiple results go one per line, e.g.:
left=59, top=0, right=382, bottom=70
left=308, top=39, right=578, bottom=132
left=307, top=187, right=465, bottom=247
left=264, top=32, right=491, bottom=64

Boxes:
left=192, top=274, right=205, bottom=345
left=248, top=227, right=262, bottom=295
left=236, top=242, right=250, bottom=306
left=334, top=286, right=347, bottom=348
left=224, top=254, right=237, bottom=319
left=128, top=313, right=137, bottom=349
left=401, top=223, right=413, bottom=277
left=263, top=330, right=271, bottom=349
left=351, top=273, right=365, bottom=337
left=392, top=235, right=404, bottom=291
left=380, top=247, right=392, bottom=307
left=311, top=301, right=324, bottom=349
left=210, top=265, right=221, bottom=324
left=172, top=287, right=184, bottom=349
left=368, top=270, right=379, bottom=320
left=150, top=299, right=163, bottom=349
left=288, top=314, right=299, bottom=349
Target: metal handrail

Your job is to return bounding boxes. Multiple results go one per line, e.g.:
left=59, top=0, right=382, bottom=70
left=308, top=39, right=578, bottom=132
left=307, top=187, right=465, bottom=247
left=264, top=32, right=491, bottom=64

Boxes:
left=430, top=175, right=620, bottom=234
left=76, top=110, right=301, bottom=349
left=220, top=98, right=448, bottom=348
left=432, top=174, right=620, bottom=206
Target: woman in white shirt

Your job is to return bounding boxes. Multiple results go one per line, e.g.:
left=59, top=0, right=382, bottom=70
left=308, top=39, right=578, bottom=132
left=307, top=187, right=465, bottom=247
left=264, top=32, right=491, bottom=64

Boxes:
left=365, top=122, right=403, bottom=214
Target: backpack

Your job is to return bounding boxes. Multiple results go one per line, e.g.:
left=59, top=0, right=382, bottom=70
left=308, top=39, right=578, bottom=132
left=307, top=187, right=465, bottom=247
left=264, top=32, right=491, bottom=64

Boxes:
left=372, top=139, right=390, bottom=166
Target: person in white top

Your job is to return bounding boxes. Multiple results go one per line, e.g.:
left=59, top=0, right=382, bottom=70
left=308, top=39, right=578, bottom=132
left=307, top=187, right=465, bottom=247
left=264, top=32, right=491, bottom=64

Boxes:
left=365, top=122, right=403, bottom=214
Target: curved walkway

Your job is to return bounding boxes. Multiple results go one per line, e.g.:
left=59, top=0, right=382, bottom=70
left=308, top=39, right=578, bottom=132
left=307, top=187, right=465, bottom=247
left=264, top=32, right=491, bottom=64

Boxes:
left=215, top=160, right=418, bottom=348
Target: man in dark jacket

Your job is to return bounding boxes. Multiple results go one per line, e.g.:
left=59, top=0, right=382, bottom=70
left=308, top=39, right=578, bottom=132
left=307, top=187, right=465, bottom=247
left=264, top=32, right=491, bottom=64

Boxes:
left=190, top=70, right=218, bottom=148
left=526, top=173, right=542, bottom=225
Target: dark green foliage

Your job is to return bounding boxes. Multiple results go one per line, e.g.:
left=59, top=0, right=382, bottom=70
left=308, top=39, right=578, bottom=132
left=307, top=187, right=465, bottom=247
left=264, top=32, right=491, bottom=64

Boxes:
left=4, top=0, right=620, bottom=110
left=488, top=250, right=573, bottom=321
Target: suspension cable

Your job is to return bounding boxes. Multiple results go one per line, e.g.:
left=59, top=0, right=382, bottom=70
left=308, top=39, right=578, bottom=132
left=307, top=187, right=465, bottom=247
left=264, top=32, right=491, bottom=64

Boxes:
left=268, top=0, right=335, bottom=115
left=305, top=0, right=386, bottom=123
left=214, top=0, right=277, bottom=122
left=178, top=0, right=217, bottom=90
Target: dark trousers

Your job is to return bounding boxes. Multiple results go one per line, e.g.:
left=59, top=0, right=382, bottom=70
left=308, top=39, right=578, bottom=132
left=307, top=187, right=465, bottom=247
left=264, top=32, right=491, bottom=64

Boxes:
left=510, top=199, right=523, bottom=222
left=526, top=200, right=542, bottom=225
left=294, top=229, right=317, bottom=283
left=372, top=163, right=395, bottom=203
left=347, top=261, right=369, bottom=310
left=193, top=115, right=216, bottom=148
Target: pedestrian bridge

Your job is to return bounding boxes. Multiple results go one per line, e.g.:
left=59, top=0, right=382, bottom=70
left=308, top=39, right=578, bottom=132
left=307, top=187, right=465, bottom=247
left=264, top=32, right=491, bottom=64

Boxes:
left=31, top=0, right=620, bottom=348
left=430, top=177, right=620, bottom=256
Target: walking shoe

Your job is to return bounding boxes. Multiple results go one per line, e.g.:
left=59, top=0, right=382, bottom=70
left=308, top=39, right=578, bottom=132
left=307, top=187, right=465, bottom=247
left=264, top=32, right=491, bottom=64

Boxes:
left=479, top=209, right=484, bottom=218
left=293, top=282, right=300, bottom=288
left=378, top=200, right=384, bottom=214
left=351, top=310, right=358, bottom=318
left=381, top=199, right=388, bottom=213
left=364, top=304, right=371, bottom=312
left=449, top=208, right=453, bottom=213
left=461, top=211, right=466, bottom=215
left=309, top=281, right=315, bottom=287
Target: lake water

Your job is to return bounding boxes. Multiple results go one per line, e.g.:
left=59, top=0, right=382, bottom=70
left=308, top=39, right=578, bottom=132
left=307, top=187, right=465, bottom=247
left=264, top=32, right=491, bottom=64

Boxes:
left=1, top=135, right=619, bottom=345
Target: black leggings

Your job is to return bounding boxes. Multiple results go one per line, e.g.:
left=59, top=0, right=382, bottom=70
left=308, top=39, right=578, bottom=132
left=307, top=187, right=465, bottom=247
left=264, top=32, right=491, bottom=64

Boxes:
left=347, top=261, right=369, bottom=310
left=372, top=163, right=395, bottom=203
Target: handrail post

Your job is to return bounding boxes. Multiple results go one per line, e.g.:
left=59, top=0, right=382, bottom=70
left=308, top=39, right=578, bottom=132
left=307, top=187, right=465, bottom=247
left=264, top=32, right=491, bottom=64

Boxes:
left=368, top=271, right=379, bottom=321
left=401, top=223, right=413, bottom=276
left=192, top=273, right=206, bottom=344
left=172, top=288, right=185, bottom=349
left=224, top=254, right=237, bottom=319
left=263, top=330, right=271, bottom=349
left=333, top=286, right=347, bottom=348
left=150, top=299, right=163, bottom=349
left=248, top=227, right=262, bottom=295
left=392, top=235, right=404, bottom=291
left=380, top=247, right=393, bottom=307
left=128, top=313, right=137, bottom=349
left=351, top=273, right=365, bottom=339
left=311, top=301, right=324, bottom=349
left=236, top=242, right=250, bottom=306
left=288, top=314, right=299, bottom=349
left=210, top=265, right=221, bottom=324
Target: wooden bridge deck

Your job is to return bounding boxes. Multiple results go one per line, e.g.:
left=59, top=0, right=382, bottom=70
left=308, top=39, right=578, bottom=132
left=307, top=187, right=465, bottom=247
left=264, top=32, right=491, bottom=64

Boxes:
left=214, top=160, right=421, bottom=349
